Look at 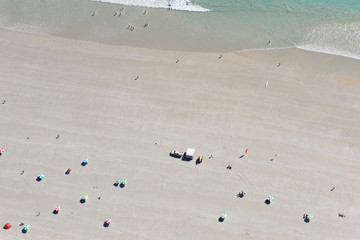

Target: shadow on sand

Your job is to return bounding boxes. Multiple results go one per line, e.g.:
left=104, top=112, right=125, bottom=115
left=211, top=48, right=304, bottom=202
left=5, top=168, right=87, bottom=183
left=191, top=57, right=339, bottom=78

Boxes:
left=181, top=154, right=192, bottom=162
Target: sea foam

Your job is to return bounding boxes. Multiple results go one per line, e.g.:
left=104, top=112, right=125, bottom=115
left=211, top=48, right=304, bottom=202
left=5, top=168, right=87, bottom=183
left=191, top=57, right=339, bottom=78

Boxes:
left=91, top=0, right=210, bottom=12
left=295, top=22, right=360, bottom=60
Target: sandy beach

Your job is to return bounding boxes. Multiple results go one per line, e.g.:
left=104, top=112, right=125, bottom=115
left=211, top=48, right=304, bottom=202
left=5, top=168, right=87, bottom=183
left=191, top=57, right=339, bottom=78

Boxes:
left=0, top=27, right=360, bottom=240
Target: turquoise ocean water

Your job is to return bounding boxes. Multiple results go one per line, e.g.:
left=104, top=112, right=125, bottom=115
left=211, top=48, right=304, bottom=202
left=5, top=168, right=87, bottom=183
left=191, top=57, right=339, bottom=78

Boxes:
left=0, top=0, right=359, bottom=59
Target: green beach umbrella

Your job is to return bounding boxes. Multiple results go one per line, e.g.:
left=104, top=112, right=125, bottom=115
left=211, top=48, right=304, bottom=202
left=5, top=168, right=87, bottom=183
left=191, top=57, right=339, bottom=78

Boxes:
left=24, top=225, right=30, bottom=231
left=82, top=195, right=88, bottom=201
left=122, top=180, right=127, bottom=185
left=221, top=214, right=227, bottom=219
left=307, top=214, right=313, bottom=220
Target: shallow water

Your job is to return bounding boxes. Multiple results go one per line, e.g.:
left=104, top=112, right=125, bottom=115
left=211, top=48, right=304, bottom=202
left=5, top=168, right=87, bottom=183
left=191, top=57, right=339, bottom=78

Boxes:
left=0, top=0, right=359, bottom=59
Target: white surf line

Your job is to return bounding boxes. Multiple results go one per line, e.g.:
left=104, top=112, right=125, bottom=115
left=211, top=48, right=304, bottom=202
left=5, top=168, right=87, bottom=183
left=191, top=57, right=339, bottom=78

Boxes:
left=236, top=46, right=296, bottom=53
left=91, top=0, right=210, bottom=12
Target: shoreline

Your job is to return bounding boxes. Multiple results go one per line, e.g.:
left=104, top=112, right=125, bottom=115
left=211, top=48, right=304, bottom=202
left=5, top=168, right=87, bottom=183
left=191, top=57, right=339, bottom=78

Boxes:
left=1, top=1, right=359, bottom=60
left=0, top=27, right=359, bottom=240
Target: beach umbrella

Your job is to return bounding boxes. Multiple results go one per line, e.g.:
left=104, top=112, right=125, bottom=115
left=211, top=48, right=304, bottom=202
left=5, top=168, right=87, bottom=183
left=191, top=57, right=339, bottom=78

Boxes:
left=82, top=195, right=88, bottom=201
left=307, top=214, right=313, bottom=221
left=83, top=158, right=89, bottom=164
left=38, top=174, right=44, bottom=179
left=241, top=190, right=246, bottom=195
left=122, top=180, right=127, bottom=185
left=245, top=149, right=248, bottom=155
left=66, top=168, right=71, bottom=174
left=267, top=196, right=273, bottom=202
left=55, top=206, right=61, bottom=212
left=221, top=214, right=227, bottom=219
left=0, top=148, right=4, bottom=154
left=116, top=180, right=121, bottom=185
left=106, top=219, right=112, bottom=225
left=23, top=225, right=30, bottom=231
left=4, top=223, right=11, bottom=229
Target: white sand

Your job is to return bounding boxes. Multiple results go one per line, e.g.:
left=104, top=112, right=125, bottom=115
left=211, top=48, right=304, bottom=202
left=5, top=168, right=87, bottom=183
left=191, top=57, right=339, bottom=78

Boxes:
left=0, top=28, right=359, bottom=240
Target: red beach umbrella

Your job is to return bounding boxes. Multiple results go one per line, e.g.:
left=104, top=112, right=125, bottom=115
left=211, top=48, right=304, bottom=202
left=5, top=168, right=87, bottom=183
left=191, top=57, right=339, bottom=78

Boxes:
left=0, top=148, right=4, bottom=154
left=4, top=223, right=11, bottom=229
left=55, top=206, right=61, bottom=212
left=106, top=219, right=112, bottom=225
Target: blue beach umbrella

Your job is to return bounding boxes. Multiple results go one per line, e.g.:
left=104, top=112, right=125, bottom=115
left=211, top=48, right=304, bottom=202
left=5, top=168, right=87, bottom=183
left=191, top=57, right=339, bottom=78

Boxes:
left=267, top=196, right=273, bottom=202
left=83, top=158, right=89, bottom=164
left=38, top=174, right=44, bottom=179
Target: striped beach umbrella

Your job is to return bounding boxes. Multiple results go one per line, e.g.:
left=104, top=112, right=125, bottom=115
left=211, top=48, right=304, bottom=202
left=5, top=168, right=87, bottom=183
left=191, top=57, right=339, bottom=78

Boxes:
left=82, top=195, right=88, bottom=201
left=116, top=180, right=121, bottom=185
left=122, top=180, right=127, bottom=185
left=38, top=174, right=44, bottom=179
left=267, top=196, right=273, bottom=202
left=106, top=219, right=112, bottom=225
left=241, top=190, right=247, bottom=195
left=0, top=148, right=4, bottom=154
left=245, top=149, right=248, bottom=154
left=221, top=214, right=227, bottom=219
left=55, top=206, right=61, bottom=212
left=24, top=225, right=30, bottom=231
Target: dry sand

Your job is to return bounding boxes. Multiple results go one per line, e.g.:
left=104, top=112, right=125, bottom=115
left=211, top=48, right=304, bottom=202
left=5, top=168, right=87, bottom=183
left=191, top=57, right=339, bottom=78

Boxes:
left=0, top=28, right=359, bottom=240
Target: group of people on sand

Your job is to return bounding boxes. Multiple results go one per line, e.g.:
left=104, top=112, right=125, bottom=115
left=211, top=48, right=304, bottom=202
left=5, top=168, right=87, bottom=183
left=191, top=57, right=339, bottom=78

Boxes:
left=91, top=6, right=150, bottom=31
